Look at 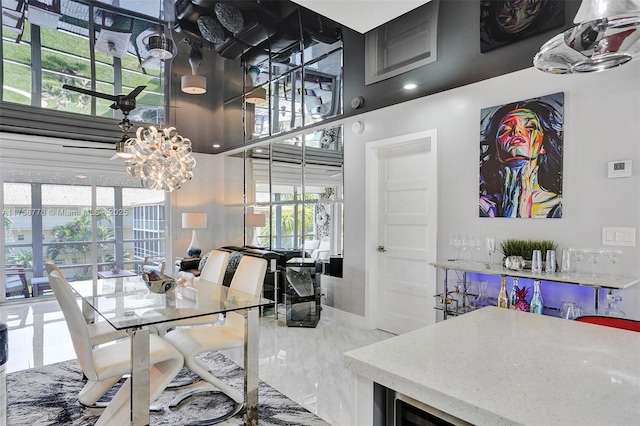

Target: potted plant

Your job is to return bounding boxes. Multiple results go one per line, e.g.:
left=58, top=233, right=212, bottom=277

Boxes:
left=500, top=239, right=557, bottom=268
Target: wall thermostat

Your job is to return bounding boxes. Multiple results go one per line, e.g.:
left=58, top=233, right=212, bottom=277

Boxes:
left=607, top=160, right=632, bottom=178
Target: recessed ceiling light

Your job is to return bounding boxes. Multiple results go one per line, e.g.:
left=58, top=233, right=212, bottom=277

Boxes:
left=255, top=148, right=264, bottom=153
left=75, top=175, right=87, bottom=179
left=212, top=144, right=220, bottom=148
left=403, top=83, right=418, bottom=90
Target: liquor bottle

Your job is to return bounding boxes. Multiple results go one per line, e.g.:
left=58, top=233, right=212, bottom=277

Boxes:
left=530, top=280, right=544, bottom=315
left=508, top=277, right=518, bottom=309
left=497, top=275, right=509, bottom=308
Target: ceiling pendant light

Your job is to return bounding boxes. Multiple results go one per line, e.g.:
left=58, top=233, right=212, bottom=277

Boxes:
left=245, top=87, right=267, bottom=104
left=147, top=32, right=175, bottom=60
left=181, top=41, right=207, bottom=94
left=245, top=65, right=266, bottom=104
left=534, top=0, right=640, bottom=74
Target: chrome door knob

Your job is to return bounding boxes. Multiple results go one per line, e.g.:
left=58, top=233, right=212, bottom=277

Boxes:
left=377, top=246, right=387, bottom=252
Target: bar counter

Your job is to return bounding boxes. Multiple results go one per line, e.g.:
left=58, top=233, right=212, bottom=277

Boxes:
left=343, top=307, right=640, bottom=425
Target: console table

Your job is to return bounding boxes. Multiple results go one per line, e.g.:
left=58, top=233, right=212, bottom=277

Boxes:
left=430, top=260, right=639, bottom=320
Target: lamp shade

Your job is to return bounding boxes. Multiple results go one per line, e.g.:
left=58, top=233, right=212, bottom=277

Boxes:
left=245, top=213, right=266, bottom=227
left=147, top=33, right=174, bottom=60
left=181, top=74, right=207, bottom=94
left=182, top=212, right=207, bottom=229
left=245, top=87, right=267, bottom=104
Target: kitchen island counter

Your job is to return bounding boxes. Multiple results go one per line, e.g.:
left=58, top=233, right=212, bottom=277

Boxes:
left=343, top=307, right=640, bottom=425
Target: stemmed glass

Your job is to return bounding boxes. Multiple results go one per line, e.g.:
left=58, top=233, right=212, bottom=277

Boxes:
left=468, top=235, right=481, bottom=263
left=571, top=248, right=584, bottom=277
left=603, top=291, right=626, bottom=317
left=459, top=235, right=469, bottom=262
left=586, top=248, right=602, bottom=279
left=486, top=237, right=496, bottom=268
left=605, top=248, right=622, bottom=280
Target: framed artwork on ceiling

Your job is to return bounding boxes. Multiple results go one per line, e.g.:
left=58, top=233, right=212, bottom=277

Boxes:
left=480, top=0, right=565, bottom=52
left=479, top=92, right=564, bottom=218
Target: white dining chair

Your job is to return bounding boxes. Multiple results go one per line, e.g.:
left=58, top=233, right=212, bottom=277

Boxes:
left=45, top=263, right=129, bottom=346
left=150, top=249, right=230, bottom=336
left=163, top=255, right=268, bottom=424
left=47, top=269, right=184, bottom=423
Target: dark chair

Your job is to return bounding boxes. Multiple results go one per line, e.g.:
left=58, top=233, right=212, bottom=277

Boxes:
left=574, top=315, right=640, bottom=332
left=5, top=265, right=30, bottom=299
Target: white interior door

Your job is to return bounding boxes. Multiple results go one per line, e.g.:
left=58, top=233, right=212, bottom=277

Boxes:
left=374, top=136, right=437, bottom=335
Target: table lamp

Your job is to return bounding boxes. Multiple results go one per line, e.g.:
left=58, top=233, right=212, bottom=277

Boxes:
left=182, top=212, right=207, bottom=257
left=245, top=213, right=266, bottom=247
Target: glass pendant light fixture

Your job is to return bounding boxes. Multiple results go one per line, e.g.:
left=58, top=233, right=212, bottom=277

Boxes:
left=124, top=126, right=196, bottom=192
left=534, top=0, right=640, bottom=73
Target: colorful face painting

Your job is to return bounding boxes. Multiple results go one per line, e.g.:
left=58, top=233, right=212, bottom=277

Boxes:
left=480, top=0, right=564, bottom=52
left=479, top=92, right=564, bottom=219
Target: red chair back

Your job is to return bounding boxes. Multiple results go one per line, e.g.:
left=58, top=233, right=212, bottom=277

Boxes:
left=575, top=315, right=640, bottom=332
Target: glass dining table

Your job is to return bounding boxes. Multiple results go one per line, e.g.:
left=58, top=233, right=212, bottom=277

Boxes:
left=68, top=276, right=273, bottom=426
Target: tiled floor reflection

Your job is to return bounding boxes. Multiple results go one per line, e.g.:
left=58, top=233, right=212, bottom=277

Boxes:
left=0, top=299, right=392, bottom=426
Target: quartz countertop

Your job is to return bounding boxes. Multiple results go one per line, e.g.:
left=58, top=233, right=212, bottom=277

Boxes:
left=343, top=307, right=640, bottom=425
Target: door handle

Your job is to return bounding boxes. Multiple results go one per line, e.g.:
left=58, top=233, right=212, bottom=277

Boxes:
left=377, top=246, right=386, bottom=252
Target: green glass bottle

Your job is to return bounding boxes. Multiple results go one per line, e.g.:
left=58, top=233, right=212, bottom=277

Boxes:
left=497, top=275, right=509, bottom=308
left=530, top=280, right=544, bottom=315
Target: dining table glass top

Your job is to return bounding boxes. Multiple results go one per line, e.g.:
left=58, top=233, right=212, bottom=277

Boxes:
left=67, top=276, right=273, bottom=330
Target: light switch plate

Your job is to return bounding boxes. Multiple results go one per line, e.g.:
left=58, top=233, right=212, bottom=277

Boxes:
left=602, top=227, right=636, bottom=246
left=607, top=160, right=632, bottom=178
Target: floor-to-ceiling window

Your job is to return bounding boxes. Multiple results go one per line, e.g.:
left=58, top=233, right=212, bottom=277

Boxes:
left=2, top=171, right=166, bottom=302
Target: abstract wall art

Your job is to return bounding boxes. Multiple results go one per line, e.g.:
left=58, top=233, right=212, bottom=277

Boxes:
left=479, top=92, right=564, bottom=218
left=480, top=0, right=565, bottom=52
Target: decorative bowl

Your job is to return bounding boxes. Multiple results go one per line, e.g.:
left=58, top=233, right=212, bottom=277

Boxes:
left=142, top=270, right=177, bottom=294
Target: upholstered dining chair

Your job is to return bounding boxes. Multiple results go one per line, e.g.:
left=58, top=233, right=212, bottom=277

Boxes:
left=45, top=263, right=129, bottom=346
left=574, top=315, right=640, bottom=332
left=163, top=255, right=268, bottom=424
left=151, top=249, right=230, bottom=336
left=47, top=268, right=184, bottom=421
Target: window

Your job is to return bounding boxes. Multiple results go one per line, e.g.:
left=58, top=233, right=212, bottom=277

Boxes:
left=2, top=173, right=166, bottom=301
left=2, top=0, right=166, bottom=122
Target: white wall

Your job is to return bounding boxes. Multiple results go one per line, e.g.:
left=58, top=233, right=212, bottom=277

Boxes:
left=169, top=152, right=225, bottom=266
left=342, top=63, right=640, bottom=320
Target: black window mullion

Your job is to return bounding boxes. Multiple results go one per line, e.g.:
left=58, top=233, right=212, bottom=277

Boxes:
left=31, top=24, right=42, bottom=108
left=31, top=183, right=44, bottom=279
left=114, top=187, right=124, bottom=269
left=88, top=3, right=96, bottom=115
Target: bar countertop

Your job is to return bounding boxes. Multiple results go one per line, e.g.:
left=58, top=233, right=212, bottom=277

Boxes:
left=343, top=307, right=640, bottom=425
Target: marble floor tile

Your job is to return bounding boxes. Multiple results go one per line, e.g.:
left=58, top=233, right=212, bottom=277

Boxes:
left=1, top=299, right=392, bottom=426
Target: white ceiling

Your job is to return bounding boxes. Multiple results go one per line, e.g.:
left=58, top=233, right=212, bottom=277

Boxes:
left=291, top=0, right=431, bottom=33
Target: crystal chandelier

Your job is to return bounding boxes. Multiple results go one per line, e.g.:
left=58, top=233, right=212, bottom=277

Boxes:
left=124, top=126, right=196, bottom=191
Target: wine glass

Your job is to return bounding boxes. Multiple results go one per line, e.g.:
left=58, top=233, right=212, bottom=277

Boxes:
left=605, top=248, right=622, bottom=280
left=468, top=235, right=481, bottom=263
left=453, top=235, right=464, bottom=261
left=485, top=237, right=496, bottom=268
left=459, top=235, right=470, bottom=262
left=473, top=235, right=482, bottom=263
left=586, top=248, right=602, bottom=279
left=571, top=248, right=584, bottom=277
left=603, top=291, right=626, bottom=317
